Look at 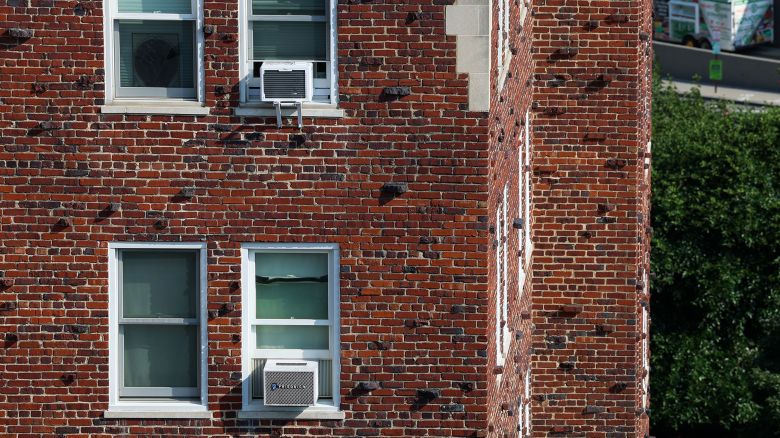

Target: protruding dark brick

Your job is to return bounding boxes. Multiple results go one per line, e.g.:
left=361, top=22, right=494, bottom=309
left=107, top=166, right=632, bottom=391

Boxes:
left=358, top=381, right=381, bottom=391
left=67, top=325, right=89, bottom=334
left=381, top=182, right=408, bottom=195
left=8, top=28, right=33, bottom=38
left=440, top=404, right=464, bottom=413
left=584, top=405, right=607, bottom=414
left=382, top=86, right=411, bottom=97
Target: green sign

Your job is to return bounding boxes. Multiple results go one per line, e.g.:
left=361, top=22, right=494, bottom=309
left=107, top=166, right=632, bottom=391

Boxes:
left=709, top=59, right=723, bottom=81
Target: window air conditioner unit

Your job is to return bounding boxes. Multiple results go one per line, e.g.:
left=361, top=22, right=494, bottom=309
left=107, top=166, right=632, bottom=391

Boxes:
left=263, top=360, right=318, bottom=407
left=260, top=62, right=313, bottom=103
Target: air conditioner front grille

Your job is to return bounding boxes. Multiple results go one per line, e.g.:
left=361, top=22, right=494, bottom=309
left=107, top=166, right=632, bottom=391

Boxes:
left=264, top=369, right=316, bottom=406
left=263, top=70, right=307, bottom=100
left=252, top=359, right=332, bottom=399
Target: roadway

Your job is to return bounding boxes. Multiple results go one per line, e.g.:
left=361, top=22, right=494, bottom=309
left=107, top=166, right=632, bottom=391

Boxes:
left=654, top=41, right=780, bottom=105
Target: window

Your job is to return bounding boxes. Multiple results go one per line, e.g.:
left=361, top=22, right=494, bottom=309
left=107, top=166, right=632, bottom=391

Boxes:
left=524, top=110, right=533, bottom=264
left=103, top=0, right=204, bottom=102
left=107, top=242, right=207, bottom=414
left=522, top=368, right=532, bottom=436
left=496, top=185, right=510, bottom=366
left=517, top=130, right=526, bottom=296
left=496, top=0, right=511, bottom=84
left=642, top=306, right=650, bottom=409
left=240, top=0, right=337, bottom=104
left=240, top=243, right=341, bottom=417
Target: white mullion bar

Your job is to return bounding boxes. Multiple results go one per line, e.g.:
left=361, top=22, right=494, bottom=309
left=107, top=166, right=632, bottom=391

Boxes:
left=249, top=15, right=326, bottom=21
left=119, top=318, right=198, bottom=325
left=113, top=12, right=196, bottom=20
left=252, top=319, right=329, bottom=326
left=252, top=349, right=331, bottom=359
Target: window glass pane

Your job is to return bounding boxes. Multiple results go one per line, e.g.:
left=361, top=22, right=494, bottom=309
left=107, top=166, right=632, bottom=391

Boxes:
left=122, top=250, right=197, bottom=318
left=123, top=325, right=197, bottom=388
left=118, top=20, right=195, bottom=89
left=251, top=21, right=326, bottom=60
left=256, top=282, right=328, bottom=319
left=255, top=252, right=328, bottom=320
left=255, top=325, right=329, bottom=349
left=118, top=0, right=192, bottom=14
left=255, top=252, right=328, bottom=279
left=252, top=0, right=326, bottom=15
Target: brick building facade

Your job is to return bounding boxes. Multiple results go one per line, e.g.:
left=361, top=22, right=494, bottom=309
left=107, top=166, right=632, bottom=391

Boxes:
left=0, top=0, right=651, bottom=436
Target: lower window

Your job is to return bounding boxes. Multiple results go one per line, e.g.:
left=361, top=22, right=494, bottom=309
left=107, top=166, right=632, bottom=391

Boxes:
left=108, top=243, right=207, bottom=410
left=241, top=243, right=340, bottom=411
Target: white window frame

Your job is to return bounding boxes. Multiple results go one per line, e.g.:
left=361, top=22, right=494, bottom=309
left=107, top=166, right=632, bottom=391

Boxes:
left=107, top=242, right=208, bottom=414
left=238, top=0, right=338, bottom=106
left=502, top=184, right=511, bottom=355
left=495, top=196, right=504, bottom=367
left=642, top=306, right=650, bottom=409
left=240, top=243, right=342, bottom=418
left=523, top=368, right=532, bottom=436
left=524, top=110, right=533, bottom=266
left=517, top=132, right=527, bottom=297
left=496, top=185, right=510, bottom=367
left=496, top=0, right=511, bottom=88
left=102, top=0, right=206, bottom=105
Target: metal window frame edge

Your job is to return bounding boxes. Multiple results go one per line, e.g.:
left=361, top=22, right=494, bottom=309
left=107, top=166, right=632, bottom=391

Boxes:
left=103, top=0, right=205, bottom=105
left=240, top=242, right=341, bottom=413
left=107, top=241, right=208, bottom=411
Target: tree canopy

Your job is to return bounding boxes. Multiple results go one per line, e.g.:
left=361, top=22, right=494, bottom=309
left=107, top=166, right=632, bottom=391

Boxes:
left=651, top=78, right=780, bottom=436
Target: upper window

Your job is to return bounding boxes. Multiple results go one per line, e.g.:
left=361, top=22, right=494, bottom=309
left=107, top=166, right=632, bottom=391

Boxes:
left=522, top=368, right=532, bottom=436
left=496, top=0, right=511, bottom=84
left=524, top=110, right=533, bottom=263
left=242, top=0, right=337, bottom=104
left=496, top=185, right=510, bottom=367
left=642, top=306, right=650, bottom=409
left=108, top=243, right=207, bottom=412
left=104, top=0, right=204, bottom=102
left=241, top=243, right=341, bottom=415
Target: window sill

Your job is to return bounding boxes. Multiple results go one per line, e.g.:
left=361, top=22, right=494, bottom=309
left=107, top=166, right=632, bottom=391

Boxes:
left=238, top=407, right=345, bottom=420
left=235, top=103, right=344, bottom=119
left=100, top=102, right=210, bottom=116
left=104, top=410, right=212, bottom=419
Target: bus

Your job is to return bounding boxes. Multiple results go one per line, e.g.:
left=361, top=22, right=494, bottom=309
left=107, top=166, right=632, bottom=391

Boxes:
left=653, top=0, right=773, bottom=50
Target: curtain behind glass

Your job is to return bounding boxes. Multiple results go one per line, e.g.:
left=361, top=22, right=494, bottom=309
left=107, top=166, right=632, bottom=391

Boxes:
left=122, top=250, right=197, bottom=318
left=256, top=282, right=328, bottom=319
left=123, top=325, right=197, bottom=388
left=252, top=21, right=326, bottom=60
left=256, top=325, right=329, bottom=349
left=255, top=252, right=327, bottom=279
left=255, top=252, right=328, bottom=320
left=252, top=0, right=326, bottom=15
left=118, top=0, right=192, bottom=14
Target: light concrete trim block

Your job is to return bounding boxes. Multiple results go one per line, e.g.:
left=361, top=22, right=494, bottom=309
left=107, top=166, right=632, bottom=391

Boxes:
left=446, top=0, right=491, bottom=112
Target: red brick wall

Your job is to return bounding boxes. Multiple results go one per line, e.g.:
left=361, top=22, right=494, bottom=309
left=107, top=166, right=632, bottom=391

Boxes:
left=526, top=0, right=653, bottom=434
left=0, top=0, right=651, bottom=435
left=0, top=1, right=492, bottom=436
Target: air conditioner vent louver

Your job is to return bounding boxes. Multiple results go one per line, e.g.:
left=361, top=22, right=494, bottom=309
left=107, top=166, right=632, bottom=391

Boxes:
left=259, top=62, right=313, bottom=103
left=263, top=70, right=307, bottom=100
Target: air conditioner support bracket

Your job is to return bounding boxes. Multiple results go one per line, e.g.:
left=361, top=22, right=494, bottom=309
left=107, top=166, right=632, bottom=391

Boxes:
left=274, top=101, right=282, bottom=128
left=272, top=102, right=304, bottom=129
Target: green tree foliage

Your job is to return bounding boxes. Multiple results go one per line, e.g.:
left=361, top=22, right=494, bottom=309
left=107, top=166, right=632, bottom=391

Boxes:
left=651, top=79, right=780, bottom=436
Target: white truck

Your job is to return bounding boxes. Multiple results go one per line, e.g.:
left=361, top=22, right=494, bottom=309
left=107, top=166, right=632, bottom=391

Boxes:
left=654, top=0, right=774, bottom=50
